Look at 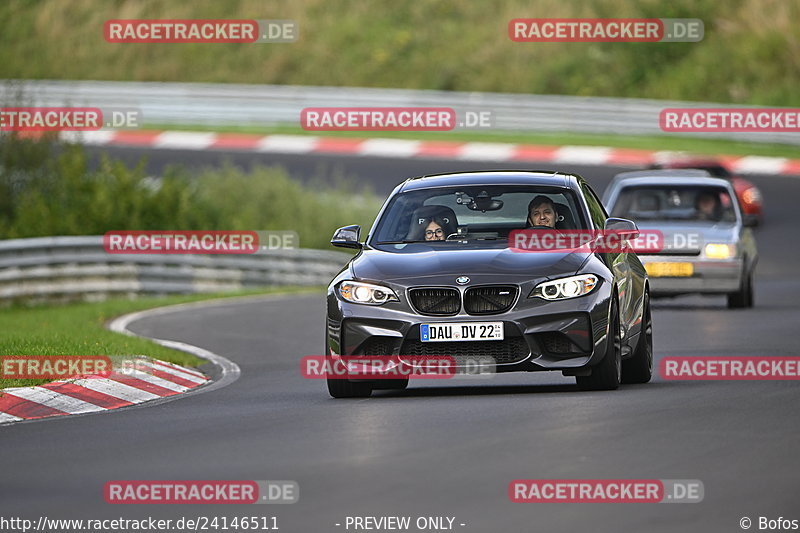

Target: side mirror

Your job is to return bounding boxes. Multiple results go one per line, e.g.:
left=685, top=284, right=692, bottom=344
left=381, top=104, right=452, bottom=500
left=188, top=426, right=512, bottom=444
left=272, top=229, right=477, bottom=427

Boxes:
left=604, top=217, right=640, bottom=240
left=742, top=215, right=759, bottom=228
left=331, top=225, right=362, bottom=249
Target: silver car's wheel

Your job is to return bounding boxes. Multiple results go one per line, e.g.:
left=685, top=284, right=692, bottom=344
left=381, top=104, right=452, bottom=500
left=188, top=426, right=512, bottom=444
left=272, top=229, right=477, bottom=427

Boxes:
left=727, top=270, right=754, bottom=309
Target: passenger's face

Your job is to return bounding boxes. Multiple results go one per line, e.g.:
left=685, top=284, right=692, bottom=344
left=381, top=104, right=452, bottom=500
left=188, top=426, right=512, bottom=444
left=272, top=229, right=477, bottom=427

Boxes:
left=529, top=203, right=555, bottom=228
left=425, top=221, right=444, bottom=241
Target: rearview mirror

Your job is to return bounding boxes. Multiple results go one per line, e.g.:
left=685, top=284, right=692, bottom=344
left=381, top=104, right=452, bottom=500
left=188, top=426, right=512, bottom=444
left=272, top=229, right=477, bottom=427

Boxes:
left=462, top=190, right=504, bottom=212
left=604, top=217, right=640, bottom=240
left=466, top=199, right=504, bottom=211
left=331, top=225, right=362, bottom=249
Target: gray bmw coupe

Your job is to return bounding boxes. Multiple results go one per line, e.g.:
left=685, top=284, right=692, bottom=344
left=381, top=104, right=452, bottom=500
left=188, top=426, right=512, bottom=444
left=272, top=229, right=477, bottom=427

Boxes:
left=325, top=171, right=652, bottom=397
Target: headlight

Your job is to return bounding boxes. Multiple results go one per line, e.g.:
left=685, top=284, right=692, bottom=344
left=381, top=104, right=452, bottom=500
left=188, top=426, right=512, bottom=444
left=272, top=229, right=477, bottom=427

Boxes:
left=704, top=243, right=736, bottom=259
left=339, top=281, right=399, bottom=305
left=530, top=274, right=599, bottom=300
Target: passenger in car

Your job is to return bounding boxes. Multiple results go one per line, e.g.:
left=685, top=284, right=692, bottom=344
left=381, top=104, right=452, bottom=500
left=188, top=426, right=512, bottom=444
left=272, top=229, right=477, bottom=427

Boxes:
left=407, top=205, right=458, bottom=241
left=423, top=219, right=445, bottom=241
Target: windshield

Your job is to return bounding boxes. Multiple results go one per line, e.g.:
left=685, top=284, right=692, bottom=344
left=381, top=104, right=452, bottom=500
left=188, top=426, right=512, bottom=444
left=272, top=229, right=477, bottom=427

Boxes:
left=371, top=185, right=587, bottom=245
left=610, top=185, right=737, bottom=223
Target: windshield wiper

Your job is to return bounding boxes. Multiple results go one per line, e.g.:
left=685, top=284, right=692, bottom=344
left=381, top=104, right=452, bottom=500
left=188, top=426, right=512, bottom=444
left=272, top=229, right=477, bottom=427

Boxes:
left=375, top=240, right=419, bottom=245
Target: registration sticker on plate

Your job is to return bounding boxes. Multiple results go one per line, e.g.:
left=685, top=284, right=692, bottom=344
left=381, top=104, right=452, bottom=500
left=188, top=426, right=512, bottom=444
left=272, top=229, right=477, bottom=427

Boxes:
left=645, top=262, right=694, bottom=277
left=421, top=322, right=504, bottom=342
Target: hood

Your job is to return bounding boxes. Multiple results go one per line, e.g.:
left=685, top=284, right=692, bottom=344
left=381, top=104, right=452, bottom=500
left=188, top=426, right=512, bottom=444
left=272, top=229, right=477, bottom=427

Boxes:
left=351, top=245, right=590, bottom=284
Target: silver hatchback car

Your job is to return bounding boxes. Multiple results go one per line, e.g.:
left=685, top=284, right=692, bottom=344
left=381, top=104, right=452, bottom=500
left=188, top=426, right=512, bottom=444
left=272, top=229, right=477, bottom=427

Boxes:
left=603, top=170, right=757, bottom=308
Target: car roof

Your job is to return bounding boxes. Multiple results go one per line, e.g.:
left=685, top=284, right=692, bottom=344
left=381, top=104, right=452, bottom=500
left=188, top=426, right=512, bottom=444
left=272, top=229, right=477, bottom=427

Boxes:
left=398, top=170, right=579, bottom=192
left=653, top=159, right=733, bottom=178
left=610, top=172, right=733, bottom=188
left=656, top=157, right=726, bottom=167
left=613, top=169, right=712, bottom=181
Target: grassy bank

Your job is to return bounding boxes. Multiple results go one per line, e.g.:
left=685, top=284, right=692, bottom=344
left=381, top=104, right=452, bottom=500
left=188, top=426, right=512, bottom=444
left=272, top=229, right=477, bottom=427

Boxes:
left=1, top=0, right=798, bottom=105
left=0, top=287, right=321, bottom=389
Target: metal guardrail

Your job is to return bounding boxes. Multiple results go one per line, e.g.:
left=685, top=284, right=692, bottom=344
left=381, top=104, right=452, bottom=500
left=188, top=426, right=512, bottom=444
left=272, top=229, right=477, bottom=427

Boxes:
left=0, top=236, right=351, bottom=303
left=2, top=80, right=798, bottom=145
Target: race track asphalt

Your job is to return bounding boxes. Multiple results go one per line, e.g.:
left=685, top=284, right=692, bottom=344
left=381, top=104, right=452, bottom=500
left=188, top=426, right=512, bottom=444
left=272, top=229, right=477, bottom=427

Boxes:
left=3, top=146, right=799, bottom=533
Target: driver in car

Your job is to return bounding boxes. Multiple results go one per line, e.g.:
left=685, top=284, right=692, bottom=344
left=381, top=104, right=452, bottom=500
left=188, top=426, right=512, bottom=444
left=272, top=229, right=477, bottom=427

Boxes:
left=527, top=195, right=557, bottom=228
left=695, top=191, right=721, bottom=221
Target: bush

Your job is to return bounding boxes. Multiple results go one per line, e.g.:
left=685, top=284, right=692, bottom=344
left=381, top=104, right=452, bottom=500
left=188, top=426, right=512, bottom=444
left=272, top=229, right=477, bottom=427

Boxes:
left=0, top=134, right=382, bottom=248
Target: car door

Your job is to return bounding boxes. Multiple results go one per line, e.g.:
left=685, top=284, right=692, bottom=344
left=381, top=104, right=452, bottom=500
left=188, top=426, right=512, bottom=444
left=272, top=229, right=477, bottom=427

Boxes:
left=581, top=181, right=645, bottom=347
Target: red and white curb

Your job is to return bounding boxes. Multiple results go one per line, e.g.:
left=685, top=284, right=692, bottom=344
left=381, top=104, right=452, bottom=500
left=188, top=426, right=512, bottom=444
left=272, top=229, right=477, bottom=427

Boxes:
left=59, top=130, right=800, bottom=176
left=0, top=359, right=208, bottom=424
left=0, top=298, right=245, bottom=426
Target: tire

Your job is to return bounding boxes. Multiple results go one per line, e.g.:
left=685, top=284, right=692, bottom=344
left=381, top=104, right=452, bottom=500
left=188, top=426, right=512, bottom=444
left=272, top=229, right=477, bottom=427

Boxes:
left=577, top=296, right=622, bottom=391
left=727, top=270, right=754, bottom=309
left=622, top=291, right=653, bottom=384
left=326, top=357, right=373, bottom=398
left=327, top=377, right=373, bottom=398
left=372, top=378, right=409, bottom=390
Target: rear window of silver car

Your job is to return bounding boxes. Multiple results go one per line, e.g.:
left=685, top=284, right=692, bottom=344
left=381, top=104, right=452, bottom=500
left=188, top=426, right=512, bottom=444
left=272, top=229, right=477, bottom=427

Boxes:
left=610, top=185, right=736, bottom=223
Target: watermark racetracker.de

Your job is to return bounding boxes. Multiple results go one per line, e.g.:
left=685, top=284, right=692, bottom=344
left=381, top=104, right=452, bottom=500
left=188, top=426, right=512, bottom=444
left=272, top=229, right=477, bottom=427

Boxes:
left=509, top=479, right=704, bottom=503
left=1, top=356, right=112, bottom=380
left=660, top=108, right=800, bottom=132
left=0, top=107, right=141, bottom=131
left=661, top=357, right=800, bottom=380
left=102, top=230, right=298, bottom=255
left=104, top=480, right=298, bottom=504
left=509, top=18, right=703, bottom=42
left=300, top=107, right=495, bottom=131
left=104, top=19, right=298, bottom=43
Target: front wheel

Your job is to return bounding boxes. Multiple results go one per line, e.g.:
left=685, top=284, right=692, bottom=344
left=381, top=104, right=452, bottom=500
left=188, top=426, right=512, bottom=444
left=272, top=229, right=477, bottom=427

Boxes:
left=372, top=378, right=409, bottom=390
left=727, top=270, right=754, bottom=309
left=622, top=292, right=653, bottom=384
left=327, top=377, right=373, bottom=398
left=576, top=296, right=621, bottom=391
left=326, top=356, right=373, bottom=398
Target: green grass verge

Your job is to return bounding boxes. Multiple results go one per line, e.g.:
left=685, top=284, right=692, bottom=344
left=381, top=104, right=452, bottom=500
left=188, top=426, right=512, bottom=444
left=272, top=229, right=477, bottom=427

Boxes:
left=0, top=286, right=322, bottom=390
left=2, top=0, right=799, bottom=106
left=145, top=123, right=800, bottom=160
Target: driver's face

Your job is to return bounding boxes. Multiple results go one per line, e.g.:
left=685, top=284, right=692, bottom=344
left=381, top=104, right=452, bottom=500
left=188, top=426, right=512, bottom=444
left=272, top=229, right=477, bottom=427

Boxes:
left=697, top=196, right=716, bottom=214
left=529, top=204, right=555, bottom=228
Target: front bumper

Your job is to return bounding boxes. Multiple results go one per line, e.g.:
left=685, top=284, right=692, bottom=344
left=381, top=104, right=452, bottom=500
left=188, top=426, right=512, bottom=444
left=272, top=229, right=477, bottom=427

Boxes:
left=640, top=255, right=743, bottom=295
left=326, top=282, right=613, bottom=374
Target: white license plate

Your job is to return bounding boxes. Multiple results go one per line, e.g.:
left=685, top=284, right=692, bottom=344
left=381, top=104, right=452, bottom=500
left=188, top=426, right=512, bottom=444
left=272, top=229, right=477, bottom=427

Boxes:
left=421, top=322, right=504, bottom=342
